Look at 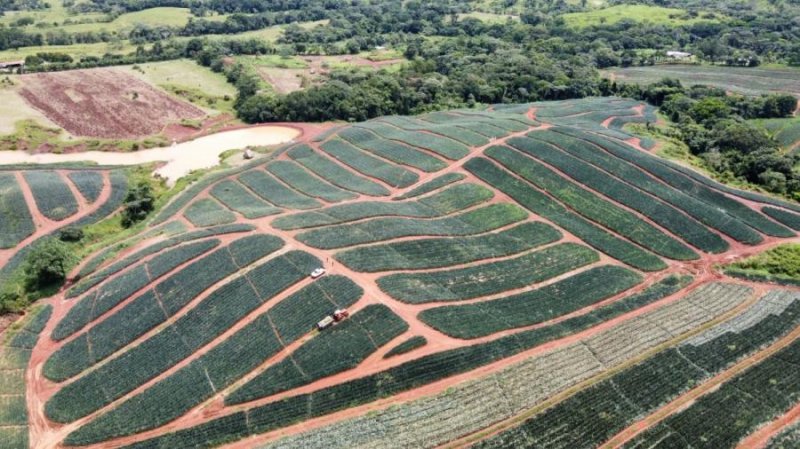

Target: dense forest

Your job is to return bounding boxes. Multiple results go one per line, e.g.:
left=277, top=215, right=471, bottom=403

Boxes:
left=2, top=0, right=800, bottom=198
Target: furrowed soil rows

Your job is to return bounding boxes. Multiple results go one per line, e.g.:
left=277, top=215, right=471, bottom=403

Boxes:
left=18, top=68, right=204, bottom=138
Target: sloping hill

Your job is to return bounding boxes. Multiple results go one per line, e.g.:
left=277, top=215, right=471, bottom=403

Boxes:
left=13, top=97, right=800, bottom=449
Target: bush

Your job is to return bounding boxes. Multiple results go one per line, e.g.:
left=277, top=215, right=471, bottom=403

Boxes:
left=23, top=238, right=74, bottom=290
left=57, top=227, right=84, bottom=242
left=121, top=181, right=155, bottom=228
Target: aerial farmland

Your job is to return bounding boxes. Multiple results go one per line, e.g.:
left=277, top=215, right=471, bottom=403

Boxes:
left=3, top=0, right=800, bottom=448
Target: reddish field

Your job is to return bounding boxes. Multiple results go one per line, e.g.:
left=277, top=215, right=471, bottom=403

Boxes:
left=18, top=68, right=204, bottom=139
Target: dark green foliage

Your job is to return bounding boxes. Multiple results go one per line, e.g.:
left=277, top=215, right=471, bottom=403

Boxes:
left=67, top=171, right=104, bottom=203
left=466, top=157, right=666, bottom=271
left=183, top=198, right=236, bottom=227
left=227, top=234, right=285, bottom=268
left=297, top=203, right=527, bottom=249
left=384, top=336, right=427, bottom=359
left=287, top=145, right=390, bottom=197
left=210, top=180, right=281, bottom=218
left=0, top=172, right=35, bottom=249
left=23, top=238, right=74, bottom=290
left=320, top=139, right=419, bottom=188
left=378, top=243, right=598, bottom=303
left=394, top=173, right=465, bottom=200
left=487, top=145, right=697, bottom=260
left=419, top=265, right=642, bottom=338
left=228, top=304, right=407, bottom=404
left=336, top=221, right=561, bottom=272
left=238, top=169, right=321, bottom=210
left=23, top=171, right=78, bottom=221
left=57, top=227, right=84, bottom=242
left=121, top=181, right=155, bottom=228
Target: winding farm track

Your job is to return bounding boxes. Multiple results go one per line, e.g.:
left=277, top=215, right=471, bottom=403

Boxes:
left=13, top=100, right=800, bottom=449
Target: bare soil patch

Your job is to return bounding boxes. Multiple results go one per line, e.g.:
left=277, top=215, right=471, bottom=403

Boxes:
left=18, top=68, right=205, bottom=139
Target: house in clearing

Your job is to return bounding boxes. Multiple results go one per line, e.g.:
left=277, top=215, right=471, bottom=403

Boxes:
left=0, top=60, right=25, bottom=74
left=666, top=51, right=693, bottom=60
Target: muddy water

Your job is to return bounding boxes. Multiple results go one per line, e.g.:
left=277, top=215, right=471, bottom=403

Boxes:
left=0, top=126, right=300, bottom=185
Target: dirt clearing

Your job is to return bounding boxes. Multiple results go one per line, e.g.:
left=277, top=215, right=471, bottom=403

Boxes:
left=18, top=68, right=205, bottom=139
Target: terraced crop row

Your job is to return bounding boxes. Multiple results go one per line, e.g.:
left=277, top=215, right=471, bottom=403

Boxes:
left=394, top=173, right=465, bottom=200
left=296, top=203, right=528, bottom=250
left=513, top=134, right=729, bottom=253
left=556, top=127, right=795, bottom=238
left=287, top=145, right=390, bottom=197
left=67, top=224, right=253, bottom=299
left=120, top=276, right=695, bottom=449
left=336, top=222, right=561, bottom=272
left=46, top=236, right=284, bottom=383
left=273, top=183, right=493, bottom=230
left=267, top=160, right=357, bottom=202
left=251, top=279, right=744, bottom=449
left=67, top=171, right=104, bottom=203
left=0, top=172, right=35, bottom=249
left=378, top=242, right=599, bottom=303
left=339, top=127, right=447, bottom=172
left=46, top=250, right=319, bottom=424
left=65, top=276, right=364, bottom=446
left=486, top=145, right=698, bottom=260
left=762, top=207, right=800, bottom=231
left=354, top=122, right=470, bottom=160
left=466, top=157, right=666, bottom=271
left=227, top=304, right=407, bottom=405
left=0, top=305, right=51, bottom=449
left=384, top=336, right=427, bottom=359
left=52, top=239, right=222, bottom=343
left=377, top=116, right=490, bottom=146
left=183, top=198, right=236, bottom=227
left=477, top=288, right=797, bottom=449
left=23, top=170, right=79, bottom=221
left=239, top=169, right=322, bottom=210
left=622, top=296, right=800, bottom=449
left=419, top=265, right=641, bottom=338
left=321, top=139, right=419, bottom=188
left=211, top=180, right=281, bottom=219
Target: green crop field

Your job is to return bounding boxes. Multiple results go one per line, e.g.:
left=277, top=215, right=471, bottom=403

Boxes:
left=7, top=97, right=800, bottom=449
left=606, top=65, right=800, bottom=97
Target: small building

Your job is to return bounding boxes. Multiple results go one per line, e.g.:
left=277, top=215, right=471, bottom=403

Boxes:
left=0, top=60, right=25, bottom=74
left=666, top=51, right=692, bottom=60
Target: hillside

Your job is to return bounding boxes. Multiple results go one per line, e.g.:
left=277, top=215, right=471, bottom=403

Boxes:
left=5, top=97, right=800, bottom=449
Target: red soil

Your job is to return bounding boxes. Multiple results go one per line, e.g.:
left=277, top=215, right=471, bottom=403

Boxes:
left=18, top=68, right=204, bottom=139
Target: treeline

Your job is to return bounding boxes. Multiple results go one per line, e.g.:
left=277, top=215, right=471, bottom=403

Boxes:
left=622, top=78, right=800, bottom=197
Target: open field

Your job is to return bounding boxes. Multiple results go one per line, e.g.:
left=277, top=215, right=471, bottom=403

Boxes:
left=561, top=5, right=722, bottom=28
left=2, top=97, right=800, bottom=449
left=17, top=68, right=204, bottom=138
left=605, top=65, right=800, bottom=97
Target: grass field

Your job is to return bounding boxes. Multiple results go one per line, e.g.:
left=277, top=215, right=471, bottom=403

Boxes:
left=127, top=60, right=237, bottom=113
left=561, top=5, right=722, bottom=28
left=605, top=65, right=800, bottom=97
left=0, top=80, right=60, bottom=135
